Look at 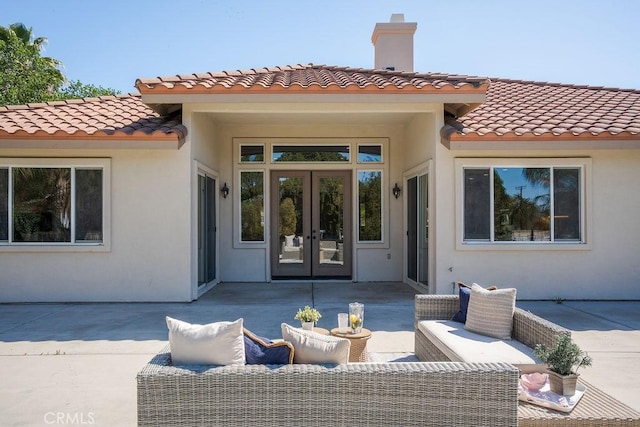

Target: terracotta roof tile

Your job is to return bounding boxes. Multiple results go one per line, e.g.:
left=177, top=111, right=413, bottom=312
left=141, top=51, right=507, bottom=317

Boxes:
left=0, top=94, right=186, bottom=141
left=135, top=64, right=490, bottom=94
left=447, top=79, right=640, bottom=141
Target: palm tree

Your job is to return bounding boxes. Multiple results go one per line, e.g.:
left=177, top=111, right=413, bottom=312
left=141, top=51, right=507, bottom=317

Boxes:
left=0, top=23, right=47, bottom=51
left=0, top=22, right=64, bottom=84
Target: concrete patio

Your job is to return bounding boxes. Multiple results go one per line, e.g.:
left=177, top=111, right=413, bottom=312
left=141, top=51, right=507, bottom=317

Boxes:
left=0, top=282, right=638, bottom=426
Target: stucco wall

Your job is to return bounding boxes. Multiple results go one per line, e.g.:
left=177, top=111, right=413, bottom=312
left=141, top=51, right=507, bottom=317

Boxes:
left=0, top=148, right=192, bottom=302
left=433, top=147, right=640, bottom=300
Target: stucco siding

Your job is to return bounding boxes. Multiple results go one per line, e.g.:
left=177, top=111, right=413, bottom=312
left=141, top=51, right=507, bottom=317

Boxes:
left=434, top=148, right=640, bottom=299
left=0, top=148, right=192, bottom=302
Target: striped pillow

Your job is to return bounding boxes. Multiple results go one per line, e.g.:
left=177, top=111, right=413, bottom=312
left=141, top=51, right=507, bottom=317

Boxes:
left=465, top=283, right=516, bottom=340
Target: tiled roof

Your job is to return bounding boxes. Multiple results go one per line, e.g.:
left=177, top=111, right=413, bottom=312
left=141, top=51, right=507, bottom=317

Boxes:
left=447, top=79, right=640, bottom=141
left=1, top=65, right=639, bottom=146
left=135, top=64, right=490, bottom=94
left=0, top=94, right=186, bottom=141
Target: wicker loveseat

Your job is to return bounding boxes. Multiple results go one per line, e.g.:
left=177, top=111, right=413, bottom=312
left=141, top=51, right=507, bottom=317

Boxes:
left=137, top=345, right=519, bottom=427
left=414, top=294, right=570, bottom=365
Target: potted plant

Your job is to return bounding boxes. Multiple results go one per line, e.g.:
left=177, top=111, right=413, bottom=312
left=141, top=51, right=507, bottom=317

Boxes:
left=294, top=305, right=322, bottom=330
left=534, top=334, right=592, bottom=395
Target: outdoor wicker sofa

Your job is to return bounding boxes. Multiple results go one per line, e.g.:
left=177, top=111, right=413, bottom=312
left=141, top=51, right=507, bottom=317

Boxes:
left=414, top=294, right=570, bottom=365
left=137, top=344, right=519, bottom=427
left=415, top=294, right=640, bottom=426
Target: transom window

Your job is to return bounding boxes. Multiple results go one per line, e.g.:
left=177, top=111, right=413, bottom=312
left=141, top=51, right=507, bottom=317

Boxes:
left=0, top=159, right=109, bottom=246
left=459, top=159, right=587, bottom=245
left=272, top=145, right=350, bottom=162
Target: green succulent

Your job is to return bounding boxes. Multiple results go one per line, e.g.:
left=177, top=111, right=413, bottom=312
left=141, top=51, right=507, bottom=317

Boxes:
left=535, top=334, right=592, bottom=376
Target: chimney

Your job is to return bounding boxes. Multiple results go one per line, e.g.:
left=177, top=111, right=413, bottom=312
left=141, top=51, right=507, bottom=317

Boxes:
left=371, top=14, right=417, bottom=72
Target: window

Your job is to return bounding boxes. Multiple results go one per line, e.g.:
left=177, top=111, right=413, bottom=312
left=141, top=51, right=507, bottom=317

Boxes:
left=461, top=161, right=585, bottom=244
left=0, top=159, right=108, bottom=247
left=240, top=171, right=264, bottom=242
left=240, top=145, right=264, bottom=163
left=272, top=145, right=350, bottom=162
left=357, top=145, right=382, bottom=163
left=358, top=171, right=382, bottom=241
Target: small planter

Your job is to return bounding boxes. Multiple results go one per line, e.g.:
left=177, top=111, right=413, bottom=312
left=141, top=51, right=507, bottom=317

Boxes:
left=301, top=321, right=314, bottom=331
left=547, top=370, right=579, bottom=396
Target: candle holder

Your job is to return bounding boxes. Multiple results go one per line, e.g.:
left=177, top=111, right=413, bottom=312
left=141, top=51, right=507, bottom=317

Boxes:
left=349, top=302, right=364, bottom=334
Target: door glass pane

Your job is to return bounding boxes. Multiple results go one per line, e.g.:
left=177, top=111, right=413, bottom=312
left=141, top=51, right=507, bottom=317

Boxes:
left=553, top=168, right=580, bottom=240
left=13, top=168, right=71, bottom=242
left=418, top=174, right=429, bottom=285
left=0, top=168, right=8, bottom=241
left=278, top=177, right=304, bottom=265
left=199, top=175, right=217, bottom=285
left=272, top=145, right=350, bottom=162
left=407, top=177, right=417, bottom=281
left=494, top=168, right=550, bottom=241
left=75, top=169, right=103, bottom=242
left=318, top=176, right=344, bottom=266
left=358, top=171, right=381, bottom=241
left=198, top=175, right=206, bottom=284
left=240, top=171, right=264, bottom=241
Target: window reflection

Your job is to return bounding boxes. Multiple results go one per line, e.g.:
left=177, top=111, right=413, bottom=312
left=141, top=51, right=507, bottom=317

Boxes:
left=494, top=168, right=550, bottom=242
left=240, top=171, right=264, bottom=241
left=358, top=171, right=382, bottom=241
left=272, top=145, right=350, bottom=162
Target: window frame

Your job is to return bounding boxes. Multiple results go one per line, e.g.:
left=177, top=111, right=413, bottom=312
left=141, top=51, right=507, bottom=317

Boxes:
left=0, top=158, right=110, bottom=252
left=232, top=137, right=390, bottom=249
left=455, top=158, right=591, bottom=251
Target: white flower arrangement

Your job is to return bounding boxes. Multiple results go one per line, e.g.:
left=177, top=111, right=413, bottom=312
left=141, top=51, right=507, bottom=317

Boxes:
left=294, top=305, right=322, bottom=323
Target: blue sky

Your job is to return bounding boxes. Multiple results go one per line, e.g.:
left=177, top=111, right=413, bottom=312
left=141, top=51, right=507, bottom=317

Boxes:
left=4, top=0, right=639, bottom=93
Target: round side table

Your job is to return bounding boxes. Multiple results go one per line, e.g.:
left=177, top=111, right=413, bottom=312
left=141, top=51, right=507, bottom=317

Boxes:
left=330, top=328, right=372, bottom=362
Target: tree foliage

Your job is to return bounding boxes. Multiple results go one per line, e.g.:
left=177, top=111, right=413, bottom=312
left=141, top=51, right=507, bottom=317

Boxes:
left=0, top=22, right=117, bottom=107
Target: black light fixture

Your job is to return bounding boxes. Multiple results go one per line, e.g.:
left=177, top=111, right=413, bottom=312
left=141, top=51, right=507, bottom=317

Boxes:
left=392, top=183, right=402, bottom=199
left=221, top=182, right=229, bottom=199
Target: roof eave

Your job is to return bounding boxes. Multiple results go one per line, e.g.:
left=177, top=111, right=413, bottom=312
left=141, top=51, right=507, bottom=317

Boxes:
left=0, top=132, right=186, bottom=150
left=441, top=133, right=640, bottom=150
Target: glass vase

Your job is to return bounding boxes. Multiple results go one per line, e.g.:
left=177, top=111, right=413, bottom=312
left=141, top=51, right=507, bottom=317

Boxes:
left=349, top=302, right=364, bottom=334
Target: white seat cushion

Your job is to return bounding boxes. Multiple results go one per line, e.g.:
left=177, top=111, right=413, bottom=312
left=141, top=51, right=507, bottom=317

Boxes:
left=418, top=319, right=543, bottom=371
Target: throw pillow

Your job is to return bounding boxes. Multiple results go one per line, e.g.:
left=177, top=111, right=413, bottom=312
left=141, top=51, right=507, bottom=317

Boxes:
left=464, top=284, right=516, bottom=340
left=281, top=323, right=350, bottom=364
left=243, top=328, right=294, bottom=365
left=166, top=317, right=245, bottom=365
left=451, top=282, right=471, bottom=323
left=452, top=282, right=499, bottom=323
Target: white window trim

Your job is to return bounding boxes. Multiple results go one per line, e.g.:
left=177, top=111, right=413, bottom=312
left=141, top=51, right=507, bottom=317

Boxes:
left=0, top=158, right=111, bottom=252
left=454, top=157, right=592, bottom=251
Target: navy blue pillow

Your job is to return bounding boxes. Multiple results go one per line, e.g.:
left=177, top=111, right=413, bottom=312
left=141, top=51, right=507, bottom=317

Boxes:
left=243, top=328, right=294, bottom=365
left=452, top=284, right=471, bottom=323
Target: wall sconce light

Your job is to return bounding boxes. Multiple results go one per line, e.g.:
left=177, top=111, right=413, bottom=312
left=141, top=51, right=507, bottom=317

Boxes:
left=392, top=183, right=402, bottom=199
left=221, top=182, right=229, bottom=199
